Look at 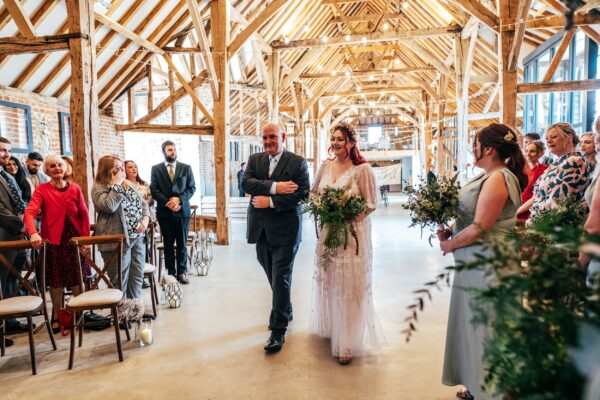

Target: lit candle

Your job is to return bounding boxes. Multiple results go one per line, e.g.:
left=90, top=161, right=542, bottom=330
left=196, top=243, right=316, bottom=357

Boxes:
left=140, top=327, right=153, bottom=345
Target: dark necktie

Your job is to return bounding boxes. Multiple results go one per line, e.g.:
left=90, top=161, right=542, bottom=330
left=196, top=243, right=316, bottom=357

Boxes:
left=0, top=169, right=26, bottom=214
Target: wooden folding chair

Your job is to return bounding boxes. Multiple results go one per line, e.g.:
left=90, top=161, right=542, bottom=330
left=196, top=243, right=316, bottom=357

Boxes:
left=67, top=234, right=129, bottom=370
left=0, top=240, right=57, bottom=375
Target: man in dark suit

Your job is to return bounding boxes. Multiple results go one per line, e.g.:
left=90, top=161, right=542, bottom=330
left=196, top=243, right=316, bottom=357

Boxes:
left=150, top=140, right=196, bottom=284
left=242, top=123, right=309, bottom=353
left=0, top=137, right=27, bottom=346
left=237, top=162, right=246, bottom=197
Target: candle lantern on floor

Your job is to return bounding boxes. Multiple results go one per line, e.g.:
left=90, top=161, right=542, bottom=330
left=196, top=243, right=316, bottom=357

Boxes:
left=192, top=228, right=213, bottom=276
left=164, top=282, right=182, bottom=308
left=138, top=317, right=153, bottom=346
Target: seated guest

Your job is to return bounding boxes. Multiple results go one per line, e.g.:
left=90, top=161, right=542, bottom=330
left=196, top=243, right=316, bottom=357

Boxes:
left=580, top=132, right=597, bottom=173
left=25, top=155, right=91, bottom=333
left=92, top=156, right=149, bottom=301
left=24, top=151, right=48, bottom=192
left=581, top=119, right=600, bottom=287
left=523, top=132, right=552, bottom=166
left=517, top=122, right=590, bottom=219
left=517, top=141, right=548, bottom=222
left=4, top=156, right=31, bottom=203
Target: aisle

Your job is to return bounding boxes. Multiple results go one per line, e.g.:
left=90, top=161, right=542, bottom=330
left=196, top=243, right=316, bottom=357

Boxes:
left=0, top=193, right=456, bottom=399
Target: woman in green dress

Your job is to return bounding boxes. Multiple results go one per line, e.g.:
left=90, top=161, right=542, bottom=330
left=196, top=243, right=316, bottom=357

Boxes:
left=438, top=123, right=528, bottom=400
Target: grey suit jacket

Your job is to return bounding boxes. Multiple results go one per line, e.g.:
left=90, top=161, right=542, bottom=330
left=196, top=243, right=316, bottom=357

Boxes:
left=91, top=181, right=149, bottom=251
left=0, top=174, right=23, bottom=241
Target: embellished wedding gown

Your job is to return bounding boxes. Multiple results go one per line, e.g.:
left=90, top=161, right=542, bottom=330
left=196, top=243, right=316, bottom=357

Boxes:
left=310, top=160, right=384, bottom=357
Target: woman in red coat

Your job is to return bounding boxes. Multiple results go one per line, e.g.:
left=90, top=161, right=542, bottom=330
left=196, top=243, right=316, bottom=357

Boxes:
left=24, top=155, right=91, bottom=333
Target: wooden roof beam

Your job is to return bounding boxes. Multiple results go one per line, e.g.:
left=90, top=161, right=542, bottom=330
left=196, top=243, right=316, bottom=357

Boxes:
left=448, top=0, right=499, bottom=31
left=271, top=25, right=462, bottom=49
left=115, top=124, right=214, bottom=135
left=507, top=0, right=534, bottom=72
left=4, top=0, right=35, bottom=38
left=300, top=66, right=436, bottom=79
left=328, top=12, right=405, bottom=24
left=541, top=28, right=576, bottom=83
left=322, top=86, right=421, bottom=97
left=186, top=0, right=218, bottom=99
left=523, top=13, right=600, bottom=29
left=517, top=79, right=600, bottom=94
left=0, top=35, right=69, bottom=55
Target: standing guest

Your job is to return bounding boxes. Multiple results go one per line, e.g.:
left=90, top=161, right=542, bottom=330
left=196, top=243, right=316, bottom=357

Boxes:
left=427, top=165, right=437, bottom=183
left=125, top=160, right=154, bottom=219
left=24, top=151, right=48, bottom=192
left=0, top=137, right=27, bottom=346
left=4, top=156, right=31, bottom=203
left=517, top=122, right=590, bottom=219
left=150, top=141, right=196, bottom=284
left=93, top=156, right=149, bottom=300
left=517, top=141, right=548, bottom=222
left=242, top=123, right=310, bottom=354
left=237, top=162, right=246, bottom=197
left=580, top=132, right=597, bottom=173
left=25, top=155, right=91, bottom=334
left=61, top=156, right=74, bottom=182
left=438, top=123, right=527, bottom=400
left=311, top=122, right=382, bottom=364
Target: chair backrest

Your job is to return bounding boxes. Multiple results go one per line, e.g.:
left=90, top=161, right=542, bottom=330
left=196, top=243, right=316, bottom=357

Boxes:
left=69, top=235, right=125, bottom=292
left=0, top=240, right=47, bottom=301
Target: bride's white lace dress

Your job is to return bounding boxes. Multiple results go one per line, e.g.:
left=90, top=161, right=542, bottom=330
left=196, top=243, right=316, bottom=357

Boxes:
left=310, top=160, right=384, bottom=357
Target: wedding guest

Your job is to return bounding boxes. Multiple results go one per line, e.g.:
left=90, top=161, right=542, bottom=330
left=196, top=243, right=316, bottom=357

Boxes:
left=4, top=156, right=31, bottom=203
left=311, top=122, right=383, bottom=364
left=438, top=123, right=527, bottom=400
left=517, top=141, right=548, bottom=222
left=25, top=155, right=91, bottom=333
left=517, top=122, right=590, bottom=219
left=523, top=132, right=552, bottom=166
left=580, top=132, right=597, bottom=173
left=93, top=156, right=149, bottom=301
left=125, top=160, right=154, bottom=219
left=24, top=151, right=48, bottom=192
left=237, top=162, right=246, bottom=197
left=61, top=156, right=74, bottom=182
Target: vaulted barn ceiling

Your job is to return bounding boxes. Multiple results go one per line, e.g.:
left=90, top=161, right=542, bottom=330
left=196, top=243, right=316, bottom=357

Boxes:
left=0, top=0, right=598, bottom=135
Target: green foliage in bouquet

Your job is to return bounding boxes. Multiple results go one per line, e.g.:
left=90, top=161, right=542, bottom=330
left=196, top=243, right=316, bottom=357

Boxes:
left=402, top=175, right=460, bottom=244
left=405, top=199, right=600, bottom=399
left=302, top=187, right=367, bottom=265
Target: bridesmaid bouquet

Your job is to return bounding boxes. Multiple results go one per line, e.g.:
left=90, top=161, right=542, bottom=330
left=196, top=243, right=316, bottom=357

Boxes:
left=302, top=186, right=367, bottom=265
left=402, top=175, right=460, bottom=245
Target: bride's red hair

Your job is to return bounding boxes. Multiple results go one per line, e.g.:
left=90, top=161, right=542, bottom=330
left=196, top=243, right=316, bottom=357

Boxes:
left=328, top=122, right=367, bottom=165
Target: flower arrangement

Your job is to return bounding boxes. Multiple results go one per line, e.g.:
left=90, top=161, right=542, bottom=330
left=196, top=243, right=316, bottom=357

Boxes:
left=402, top=175, right=461, bottom=245
left=302, top=186, right=367, bottom=266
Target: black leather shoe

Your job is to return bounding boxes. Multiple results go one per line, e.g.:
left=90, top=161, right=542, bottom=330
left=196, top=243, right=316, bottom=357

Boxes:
left=5, top=320, right=32, bottom=334
left=264, top=332, right=285, bottom=353
left=2, top=338, right=14, bottom=347
left=177, top=274, right=190, bottom=284
left=142, top=279, right=150, bottom=289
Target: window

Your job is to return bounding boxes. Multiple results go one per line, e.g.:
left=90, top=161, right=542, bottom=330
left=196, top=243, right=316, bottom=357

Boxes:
left=0, top=100, right=33, bottom=154
left=367, top=126, right=382, bottom=145
left=58, top=112, right=73, bottom=156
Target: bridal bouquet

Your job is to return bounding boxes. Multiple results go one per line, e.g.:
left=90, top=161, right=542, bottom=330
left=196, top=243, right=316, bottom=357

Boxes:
left=402, top=175, right=460, bottom=245
left=302, top=186, right=367, bottom=265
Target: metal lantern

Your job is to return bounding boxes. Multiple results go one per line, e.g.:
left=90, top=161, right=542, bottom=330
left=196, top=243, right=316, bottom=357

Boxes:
left=192, top=228, right=213, bottom=276
left=164, top=282, right=182, bottom=308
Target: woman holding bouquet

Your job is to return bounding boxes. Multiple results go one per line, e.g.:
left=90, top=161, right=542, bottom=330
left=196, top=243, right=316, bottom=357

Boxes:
left=311, top=122, right=383, bottom=365
left=438, top=123, right=527, bottom=399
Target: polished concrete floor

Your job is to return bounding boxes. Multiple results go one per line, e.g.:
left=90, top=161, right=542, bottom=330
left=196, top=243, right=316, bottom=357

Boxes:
left=0, top=194, right=458, bottom=400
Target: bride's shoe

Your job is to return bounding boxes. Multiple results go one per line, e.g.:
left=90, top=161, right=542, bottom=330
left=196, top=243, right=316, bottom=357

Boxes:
left=338, top=355, right=352, bottom=365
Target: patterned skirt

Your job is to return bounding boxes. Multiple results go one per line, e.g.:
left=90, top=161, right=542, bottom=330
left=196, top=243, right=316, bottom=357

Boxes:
left=46, top=217, right=91, bottom=288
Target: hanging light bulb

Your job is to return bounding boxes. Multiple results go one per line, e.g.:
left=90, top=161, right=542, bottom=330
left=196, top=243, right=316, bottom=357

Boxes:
left=356, top=85, right=361, bottom=91
left=345, top=70, right=351, bottom=78
left=361, top=35, right=367, bottom=44
left=402, top=1, right=409, bottom=9
left=284, top=36, right=290, bottom=44
left=369, top=75, right=374, bottom=80
left=383, top=67, right=388, bottom=74
left=317, top=64, right=323, bottom=71
left=383, top=22, right=389, bottom=31
left=322, top=35, right=328, bottom=43
left=361, top=112, right=366, bottom=117
left=330, top=71, right=337, bottom=76
left=345, top=34, right=351, bottom=41
left=304, top=23, right=310, bottom=33
left=390, top=95, right=397, bottom=101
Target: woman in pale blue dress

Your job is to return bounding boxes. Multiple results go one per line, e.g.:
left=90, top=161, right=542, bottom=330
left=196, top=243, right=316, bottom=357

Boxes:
left=581, top=124, right=600, bottom=288
left=438, top=124, right=528, bottom=400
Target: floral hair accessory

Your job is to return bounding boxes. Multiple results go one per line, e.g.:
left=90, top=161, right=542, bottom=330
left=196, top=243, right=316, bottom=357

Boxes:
left=504, top=131, right=515, bottom=142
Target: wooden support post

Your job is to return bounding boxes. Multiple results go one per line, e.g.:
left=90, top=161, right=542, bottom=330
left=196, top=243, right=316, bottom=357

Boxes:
left=189, top=53, right=197, bottom=125
left=127, top=87, right=135, bottom=124
left=66, top=0, right=100, bottom=209
left=423, top=91, right=433, bottom=173
left=436, top=74, right=448, bottom=176
left=293, top=82, right=305, bottom=156
left=146, top=63, right=153, bottom=112
left=499, top=0, right=519, bottom=129
left=269, top=50, right=280, bottom=122
left=312, top=102, right=320, bottom=175
left=168, top=68, right=176, bottom=125
left=211, top=0, right=230, bottom=245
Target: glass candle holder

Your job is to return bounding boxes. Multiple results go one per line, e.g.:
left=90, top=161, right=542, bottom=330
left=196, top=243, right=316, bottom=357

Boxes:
left=139, top=317, right=153, bottom=346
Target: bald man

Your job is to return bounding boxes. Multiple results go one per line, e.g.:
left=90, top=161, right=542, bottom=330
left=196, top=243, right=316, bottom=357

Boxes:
left=242, top=123, right=310, bottom=354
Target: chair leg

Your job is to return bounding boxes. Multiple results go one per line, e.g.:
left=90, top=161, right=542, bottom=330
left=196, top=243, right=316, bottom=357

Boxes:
left=68, top=311, right=76, bottom=370
left=1, top=320, right=5, bottom=357
left=150, top=274, right=158, bottom=317
left=112, top=307, right=124, bottom=362
left=42, top=305, right=57, bottom=350
left=158, top=250, right=163, bottom=283
left=26, top=316, right=37, bottom=375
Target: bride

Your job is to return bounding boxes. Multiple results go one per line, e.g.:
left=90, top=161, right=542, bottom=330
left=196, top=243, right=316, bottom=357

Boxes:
left=310, top=122, right=384, bottom=364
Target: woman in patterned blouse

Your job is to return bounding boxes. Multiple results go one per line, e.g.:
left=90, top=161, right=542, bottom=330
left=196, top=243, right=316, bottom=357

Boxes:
left=517, top=122, right=591, bottom=219
left=92, top=156, right=150, bottom=301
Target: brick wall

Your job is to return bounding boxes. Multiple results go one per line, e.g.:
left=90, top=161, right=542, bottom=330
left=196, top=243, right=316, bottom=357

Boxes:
left=0, top=85, right=124, bottom=162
